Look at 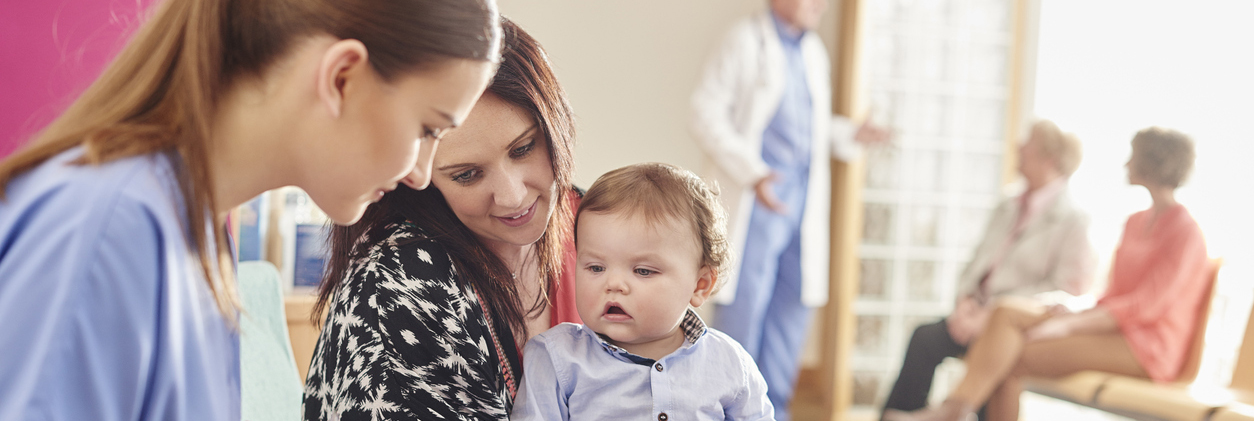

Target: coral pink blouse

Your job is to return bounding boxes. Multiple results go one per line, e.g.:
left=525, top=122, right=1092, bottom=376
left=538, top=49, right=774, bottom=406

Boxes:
left=1098, top=204, right=1208, bottom=382
left=549, top=190, right=583, bottom=327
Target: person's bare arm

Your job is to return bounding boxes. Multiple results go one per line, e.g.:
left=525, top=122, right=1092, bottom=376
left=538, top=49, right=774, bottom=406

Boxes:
left=1024, top=307, right=1119, bottom=343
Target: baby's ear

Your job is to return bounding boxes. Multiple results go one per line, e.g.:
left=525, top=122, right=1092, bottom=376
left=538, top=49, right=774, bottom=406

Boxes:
left=689, top=265, right=717, bottom=307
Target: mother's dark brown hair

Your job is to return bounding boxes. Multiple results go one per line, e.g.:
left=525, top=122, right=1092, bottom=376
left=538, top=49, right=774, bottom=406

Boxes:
left=316, top=18, right=576, bottom=339
left=0, top=0, right=501, bottom=317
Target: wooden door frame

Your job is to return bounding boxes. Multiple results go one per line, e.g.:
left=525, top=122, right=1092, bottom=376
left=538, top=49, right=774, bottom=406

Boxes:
left=797, top=0, right=1034, bottom=419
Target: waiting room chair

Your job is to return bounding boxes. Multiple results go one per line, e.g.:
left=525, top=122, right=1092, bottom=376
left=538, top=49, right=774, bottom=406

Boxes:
left=239, top=261, right=303, bottom=421
left=1023, top=259, right=1224, bottom=421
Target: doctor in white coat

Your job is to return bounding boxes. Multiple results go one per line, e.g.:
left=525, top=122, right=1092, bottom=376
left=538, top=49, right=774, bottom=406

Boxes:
left=691, top=0, right=887, bottom=418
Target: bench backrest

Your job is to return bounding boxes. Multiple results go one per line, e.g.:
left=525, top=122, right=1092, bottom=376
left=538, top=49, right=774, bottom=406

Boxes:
left=1176, top=258, right=1224, bottom=383
left=1229, top=265, right=1254, bottom=391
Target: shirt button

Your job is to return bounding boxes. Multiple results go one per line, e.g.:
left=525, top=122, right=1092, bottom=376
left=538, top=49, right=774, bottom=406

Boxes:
left=654, top=363, right=664, bottom=372
left=658, top=413, right=668, bottom=421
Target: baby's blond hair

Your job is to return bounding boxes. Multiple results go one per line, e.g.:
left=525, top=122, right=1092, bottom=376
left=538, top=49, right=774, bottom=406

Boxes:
left=577, top=163, right=731, bottom=295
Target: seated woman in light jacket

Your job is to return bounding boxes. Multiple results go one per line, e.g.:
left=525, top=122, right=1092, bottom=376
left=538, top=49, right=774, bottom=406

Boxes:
left=881, top=120, right=1097, bottom=420
left=885, top=127, right=1210, bottom=421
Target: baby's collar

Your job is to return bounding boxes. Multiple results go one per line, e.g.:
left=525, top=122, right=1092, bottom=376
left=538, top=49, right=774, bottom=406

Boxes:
left=590, top=308, right=709, bottom=365
left=677, top=308, right=708, bottom=344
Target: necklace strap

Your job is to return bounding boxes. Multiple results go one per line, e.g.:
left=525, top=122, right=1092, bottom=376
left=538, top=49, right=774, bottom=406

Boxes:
left=473, top=289, right=521, bottom=406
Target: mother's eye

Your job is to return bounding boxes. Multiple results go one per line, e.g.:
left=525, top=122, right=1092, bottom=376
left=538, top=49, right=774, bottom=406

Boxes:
left=451, top=168, right=481, bottom=184
left=510, top=139, right=536, bottom=158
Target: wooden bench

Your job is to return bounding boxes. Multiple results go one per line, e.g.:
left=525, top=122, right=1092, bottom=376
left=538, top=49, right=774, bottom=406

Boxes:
left=1212, top=402, right=1254, bottom=421
left=1210, top=327, right=1254, bottom=421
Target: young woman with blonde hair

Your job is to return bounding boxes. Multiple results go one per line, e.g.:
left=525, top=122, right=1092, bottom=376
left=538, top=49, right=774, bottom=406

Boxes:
left=0, top=0, right=501, bottom=418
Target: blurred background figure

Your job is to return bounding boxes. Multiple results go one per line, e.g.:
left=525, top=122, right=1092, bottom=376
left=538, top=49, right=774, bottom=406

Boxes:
left=879, top=120, right=1096, bottom=420
left=690, top=0, right=889, bottom=418
left=885, top=127, right=1210, bottom=421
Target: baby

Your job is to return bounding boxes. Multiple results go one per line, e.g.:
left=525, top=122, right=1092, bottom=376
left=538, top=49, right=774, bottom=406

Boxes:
left=510, top=163, right=775, bottom=420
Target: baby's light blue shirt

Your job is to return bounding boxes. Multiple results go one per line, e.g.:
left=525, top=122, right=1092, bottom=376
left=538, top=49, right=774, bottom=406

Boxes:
left=511, top=309, right=775, bottom=421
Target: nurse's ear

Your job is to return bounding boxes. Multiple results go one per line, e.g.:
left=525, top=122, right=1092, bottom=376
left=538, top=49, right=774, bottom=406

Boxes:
left=315, top=39, right=370, bottom=119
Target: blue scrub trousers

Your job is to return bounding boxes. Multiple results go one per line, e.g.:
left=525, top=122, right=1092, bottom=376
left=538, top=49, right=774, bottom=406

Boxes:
left=715, top=168, right=812, bottom=421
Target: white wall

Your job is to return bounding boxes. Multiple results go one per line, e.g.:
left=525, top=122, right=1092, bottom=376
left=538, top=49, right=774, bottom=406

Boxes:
left=500, top=0, right=848, bottom=371
left=1034, top=0, right=1254, bottom=388
left=499, top=0, right=842, bottom=187
left=1035, top=0, right=1254, bottom=277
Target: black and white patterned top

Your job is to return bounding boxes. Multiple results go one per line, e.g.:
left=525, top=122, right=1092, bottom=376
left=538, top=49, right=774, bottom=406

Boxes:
left=302, top=223, right=509, bottom=421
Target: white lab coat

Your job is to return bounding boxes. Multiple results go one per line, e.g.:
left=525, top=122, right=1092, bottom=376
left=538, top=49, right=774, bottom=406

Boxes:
left=691, top=11, right=860, bottom=307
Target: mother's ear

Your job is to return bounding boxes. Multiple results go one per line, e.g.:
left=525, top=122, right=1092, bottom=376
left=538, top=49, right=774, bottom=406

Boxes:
left=689, top=266, right=717, bottom=308
left=316, top=39, right=370, bottom=119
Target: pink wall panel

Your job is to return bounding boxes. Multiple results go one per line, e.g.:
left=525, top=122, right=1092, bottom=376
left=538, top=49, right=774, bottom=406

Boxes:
left=1, top=0, right=156, bottom=158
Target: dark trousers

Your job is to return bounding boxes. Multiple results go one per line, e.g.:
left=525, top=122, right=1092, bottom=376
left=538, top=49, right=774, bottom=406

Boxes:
left=881, top=318, right=987, bottom=420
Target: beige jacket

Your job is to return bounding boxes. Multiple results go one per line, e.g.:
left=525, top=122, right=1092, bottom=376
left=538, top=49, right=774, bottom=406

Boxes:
left=957, top=185, right=1097, bottom=300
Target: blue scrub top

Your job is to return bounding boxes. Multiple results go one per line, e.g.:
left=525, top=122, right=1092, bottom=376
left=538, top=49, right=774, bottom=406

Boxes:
left=760, top=11, right=814, bottom=224
left=0, top=147, right=240, bottom=420
left=761, top=11, right=814, bottom=178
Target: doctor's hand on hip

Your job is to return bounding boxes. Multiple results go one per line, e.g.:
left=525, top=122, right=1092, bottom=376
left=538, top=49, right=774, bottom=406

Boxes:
left=754, top=172, right=789, bottom=214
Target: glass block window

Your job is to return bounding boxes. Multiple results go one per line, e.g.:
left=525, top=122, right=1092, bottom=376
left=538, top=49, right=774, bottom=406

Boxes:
left=851, top=0, right=1016, bottom=409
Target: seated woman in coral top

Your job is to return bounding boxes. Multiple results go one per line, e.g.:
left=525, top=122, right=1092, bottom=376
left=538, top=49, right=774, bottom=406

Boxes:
left=885, top=127, right=1210, bottom=421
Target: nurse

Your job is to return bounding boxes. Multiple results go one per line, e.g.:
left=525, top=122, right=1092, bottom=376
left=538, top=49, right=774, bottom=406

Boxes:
left=0, top=0, right=501, bottom=419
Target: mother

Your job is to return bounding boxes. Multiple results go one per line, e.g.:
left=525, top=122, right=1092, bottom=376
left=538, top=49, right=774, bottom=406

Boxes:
left=303, top=19, right=579, bottom=420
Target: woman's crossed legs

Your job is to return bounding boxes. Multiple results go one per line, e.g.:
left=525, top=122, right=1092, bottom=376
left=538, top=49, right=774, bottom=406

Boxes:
left=888, top=301, right=1146, bottom=421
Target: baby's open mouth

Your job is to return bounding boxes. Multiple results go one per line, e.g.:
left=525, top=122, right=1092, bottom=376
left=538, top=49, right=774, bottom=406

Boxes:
left=603, top=302, right=632, bottom=320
